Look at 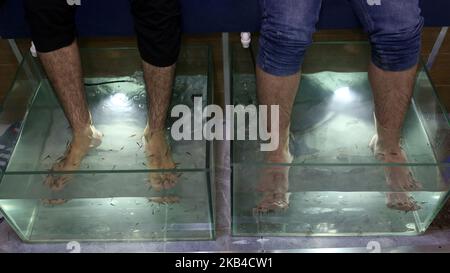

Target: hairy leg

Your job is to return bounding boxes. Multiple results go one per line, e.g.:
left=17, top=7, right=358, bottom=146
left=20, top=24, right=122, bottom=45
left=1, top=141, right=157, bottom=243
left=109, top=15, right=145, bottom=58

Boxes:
left=142, top=62, right=178, bottom=191
left=254, top=66, right=300, bottom=213
left=368, top=62, right=422, bottom=211
left=40, top=41, right=102, bottom=191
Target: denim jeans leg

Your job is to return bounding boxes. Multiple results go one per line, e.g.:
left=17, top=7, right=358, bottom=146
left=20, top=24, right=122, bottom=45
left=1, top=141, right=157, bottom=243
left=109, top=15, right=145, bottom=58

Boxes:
left=257, top=0, right=322, bottom=76
left=350, top=0, right=424, bottom=71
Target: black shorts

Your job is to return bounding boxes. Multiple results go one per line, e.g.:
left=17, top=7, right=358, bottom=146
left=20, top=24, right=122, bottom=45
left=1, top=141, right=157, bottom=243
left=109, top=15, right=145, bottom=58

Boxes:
left=24, top=0, right=181, bottom=67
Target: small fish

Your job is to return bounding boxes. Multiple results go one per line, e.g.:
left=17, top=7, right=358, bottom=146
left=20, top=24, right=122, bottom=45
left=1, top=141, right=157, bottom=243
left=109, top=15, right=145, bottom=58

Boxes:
left=112, top=165, right=116, bottom=170
left=186, top=152, right=192, bottom=156
left=44, top=155, right=51, bottom=160
left=120, top=146, right=125, bottom=151
left=136, top=142, right=143, bottom=149
left=129, top=134, right=137, bottom=138
left=142, top=162, right=147, bottom=167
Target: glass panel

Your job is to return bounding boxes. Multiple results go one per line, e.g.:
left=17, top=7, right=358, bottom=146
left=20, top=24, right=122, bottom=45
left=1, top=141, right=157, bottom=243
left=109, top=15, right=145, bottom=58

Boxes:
left=0, top=53, right=43, bottom=158
left=0, top=46, right=214, bottom=242
left=232, top=42, right=450, bottom=236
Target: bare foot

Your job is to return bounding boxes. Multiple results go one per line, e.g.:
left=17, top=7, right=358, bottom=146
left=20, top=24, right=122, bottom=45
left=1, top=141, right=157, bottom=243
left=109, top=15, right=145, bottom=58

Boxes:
left=254, top=151, right=293, bottom=214
left=42, top=198, right=68, bottom=206
left=369, top=135, right=422, bottom=211
left=144, top=126, right=179, bottom=191
left=44, top=125, right=103, bottom=191
left=148, top=196, right=180, bottom=204
left=385, top=193, right=420, bottom=211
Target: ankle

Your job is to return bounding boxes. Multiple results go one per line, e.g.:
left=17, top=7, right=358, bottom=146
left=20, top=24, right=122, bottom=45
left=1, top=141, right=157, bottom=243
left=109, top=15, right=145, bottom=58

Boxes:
left=375, top=136, right=401, bottom=153
left=266, top=146, right=292, bottom=162
left=144, top=124, right=166, bottom=135
left=72, top=124, right=95, bottom=137
left=144, top=130, right=166, bottom=144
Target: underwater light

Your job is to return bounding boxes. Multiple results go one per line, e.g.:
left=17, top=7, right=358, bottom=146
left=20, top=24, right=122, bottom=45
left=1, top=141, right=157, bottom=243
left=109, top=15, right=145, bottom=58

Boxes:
left=103, top=92, right=134, bottom=113
left=110, top=93, right=129, bottom=107
left=333, top=87, right=354, bottom=103
left=0, top=204, right=12, bottom=211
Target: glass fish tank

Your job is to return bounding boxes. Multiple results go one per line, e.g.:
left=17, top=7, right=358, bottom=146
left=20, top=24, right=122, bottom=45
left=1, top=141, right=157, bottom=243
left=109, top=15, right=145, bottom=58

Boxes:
left=232, top=42, right=450, bottom=236
left=0, top=46, right=215, bottom=242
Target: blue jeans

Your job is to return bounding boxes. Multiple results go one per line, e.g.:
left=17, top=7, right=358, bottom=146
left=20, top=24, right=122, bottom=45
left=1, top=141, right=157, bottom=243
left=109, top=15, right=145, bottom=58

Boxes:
left=258, top=0, right=424, bottom=76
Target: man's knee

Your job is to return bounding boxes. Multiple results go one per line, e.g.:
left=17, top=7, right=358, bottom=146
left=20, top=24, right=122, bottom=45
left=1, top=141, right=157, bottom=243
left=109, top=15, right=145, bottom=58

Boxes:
left=24, top=0, right=77, bottom=53
left=131, top=0, right=182, bottom=67
left=370, top=18, right=424, bottom=72
left=256, top=0, right=321, bottom=76
left=258, top=26, right=315, bottom=77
